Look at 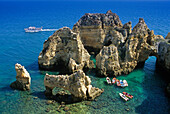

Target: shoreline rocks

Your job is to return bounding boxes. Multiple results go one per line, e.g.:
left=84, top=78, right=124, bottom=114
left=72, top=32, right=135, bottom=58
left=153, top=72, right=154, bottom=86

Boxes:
left=44, top=70, right=104, bottom=101
left=10, top=63, right=31, bottom=91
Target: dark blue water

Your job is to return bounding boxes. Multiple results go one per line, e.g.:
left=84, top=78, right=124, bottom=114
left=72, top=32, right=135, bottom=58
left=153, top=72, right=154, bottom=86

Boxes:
left=0, top=1, right=169, bottom=114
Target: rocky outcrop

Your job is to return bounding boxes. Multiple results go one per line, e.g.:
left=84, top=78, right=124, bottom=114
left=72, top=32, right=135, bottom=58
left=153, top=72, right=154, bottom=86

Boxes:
left=96, top=45, right=121, bottom=76
left=165, top=32, right=170, bottom=39
left=95, top=17, right=163, bottom=76
left=10, top=63, right=31, bottom=91
left=44, top=70, right=104, bottom=100
left=38, top=27, right=91, bottom=73
left=73, top=10, right=123, bottom=53
left=157, top=38, right=170, bottom=73
left=38, top=10, right=166, bottom=77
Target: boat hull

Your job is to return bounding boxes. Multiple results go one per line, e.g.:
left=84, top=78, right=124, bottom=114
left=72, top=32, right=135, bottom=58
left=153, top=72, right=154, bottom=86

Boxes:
left=119, top=93, right=129, bottom=101
left=123, top=92, right=133, bottom=99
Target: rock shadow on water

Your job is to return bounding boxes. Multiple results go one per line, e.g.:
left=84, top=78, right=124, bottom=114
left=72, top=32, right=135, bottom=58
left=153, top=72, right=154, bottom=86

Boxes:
left=25, top=61, right=39, bottom=71
left=135, top=96, right=170, bottom=114
left=31, top=91, right=47, bottom=100
left=0, top=86, right=13, bottom=92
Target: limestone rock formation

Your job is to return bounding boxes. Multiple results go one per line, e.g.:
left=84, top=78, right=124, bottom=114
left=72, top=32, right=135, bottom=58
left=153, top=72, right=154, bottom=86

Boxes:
left=157, top=38, right=170, bottom=72
left=165, top=32, right=170, bottom=39
left=96, top=45, right=121, bottom=76
left=73, top=10, right=123, bottom=53
left=96, top=17, right=163, bottom=76
left=38, top=10, right=166, bottom=77
left=44, top=70, right=104, bottom=100
left=38, top=27, right=91, bottom=73
left=10, top=63, right=31, bottom=90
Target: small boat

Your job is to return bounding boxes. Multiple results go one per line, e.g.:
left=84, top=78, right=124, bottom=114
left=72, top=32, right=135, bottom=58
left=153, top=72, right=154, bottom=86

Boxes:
left=123, top=92, right=133, bottom=99
left=112, top=78, right=116, bottom=84
left=119, top=93, right=129, bottom=101
left=116, top=80, right=121, bottom=86
left=123, top=80, right=128, bottom=87
left=120, top=80, right=125, bottom=87
left=106, top=77, right=112, bottom=85
left=24, top=26, right=43, bottom=32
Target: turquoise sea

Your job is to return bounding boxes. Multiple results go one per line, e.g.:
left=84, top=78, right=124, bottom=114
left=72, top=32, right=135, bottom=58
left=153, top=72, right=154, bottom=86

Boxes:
left=0, top=1, right=170, bottom=114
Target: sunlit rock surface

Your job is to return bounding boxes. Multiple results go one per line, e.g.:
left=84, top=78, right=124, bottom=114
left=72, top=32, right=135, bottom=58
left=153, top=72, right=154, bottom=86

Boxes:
left=10, top=63, right=31, bottom=90
left=38, top=27, right=91, bottom=73
left=44, top=70, right=104, bottom=100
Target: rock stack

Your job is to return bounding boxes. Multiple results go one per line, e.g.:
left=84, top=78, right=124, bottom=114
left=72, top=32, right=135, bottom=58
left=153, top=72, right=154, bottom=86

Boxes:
left=10, top=63, right=31, bottom=91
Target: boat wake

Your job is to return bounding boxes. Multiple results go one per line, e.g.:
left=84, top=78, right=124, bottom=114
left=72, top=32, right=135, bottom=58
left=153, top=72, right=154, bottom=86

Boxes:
left=24, top=26, right=58, bottom=32
left=41, top=29, right=58, bottom=31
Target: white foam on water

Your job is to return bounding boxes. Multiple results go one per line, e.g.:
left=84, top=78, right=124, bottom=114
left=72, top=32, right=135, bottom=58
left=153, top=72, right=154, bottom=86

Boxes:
left=41, top=29, right=58, bottom=31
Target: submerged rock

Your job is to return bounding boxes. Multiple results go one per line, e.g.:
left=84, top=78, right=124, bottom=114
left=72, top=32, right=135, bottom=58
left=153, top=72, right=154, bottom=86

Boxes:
left=44, top=70, right=104, bottom=101
left=10, top=63, right=31, bottom=91
left=38, top=27, right=91, bottom=73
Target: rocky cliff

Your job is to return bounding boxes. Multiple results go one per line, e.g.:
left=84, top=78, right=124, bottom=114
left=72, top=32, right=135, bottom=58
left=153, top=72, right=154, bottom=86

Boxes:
left=44, top=70, right=104, bottom=100
left=96, top=17, right=163, bottom=76
left=165, top=32, right=170, bottom=39
left=10, top=63, right=31, bottom=91
left=157, top=33, right=170, bottom=96
left=73, top=10, right=123, bottom=53
left=157, top=38, right=170, bottom=73
left=38, top=27, right=91, bottom=73
left=38, top=10, right=167, bottom=77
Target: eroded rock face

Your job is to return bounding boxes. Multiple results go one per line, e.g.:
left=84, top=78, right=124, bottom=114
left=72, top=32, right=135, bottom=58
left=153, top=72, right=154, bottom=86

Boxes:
left=38, top=10, right=166, bottom=77
left=157, top=39, right=170, bottom=72
left=73, top=10, right=123, bottom=53
left=96, top=17, right=163, bottom=76
left=96, top=45, right=121, bottom=76
left=10, top=63, right=31, bottom=90
left=38, top=27, right=91, bottom=73
left=44, top=70, right=104, bottom=100
left=165, top=32, right=170, bottom=39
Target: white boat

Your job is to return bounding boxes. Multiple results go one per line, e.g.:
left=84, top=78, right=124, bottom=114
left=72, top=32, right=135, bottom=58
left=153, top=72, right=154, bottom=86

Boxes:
left=106, top=77, right=112, bottom=85
left=123, top=80, right=128, bottom=87
left=119, top=93, right=129, bottom=101
left=24, top=26, right=43, bottom=32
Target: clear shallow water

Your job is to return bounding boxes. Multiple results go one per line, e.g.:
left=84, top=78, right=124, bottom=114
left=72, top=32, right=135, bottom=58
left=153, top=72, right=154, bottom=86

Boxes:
left=0, top=1, right=170, bottom=114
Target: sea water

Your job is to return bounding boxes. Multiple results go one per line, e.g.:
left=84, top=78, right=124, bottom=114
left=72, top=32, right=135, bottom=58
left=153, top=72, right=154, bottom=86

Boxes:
left=0, top=1, right=169, bottom=114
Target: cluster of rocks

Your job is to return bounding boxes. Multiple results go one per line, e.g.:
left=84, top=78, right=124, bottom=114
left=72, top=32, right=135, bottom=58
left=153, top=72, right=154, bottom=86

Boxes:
left=38, top=10, right=170, bottom=77
left=10, top=63, right=31, bottom=91
left=11, top=10, right=170, bottom=99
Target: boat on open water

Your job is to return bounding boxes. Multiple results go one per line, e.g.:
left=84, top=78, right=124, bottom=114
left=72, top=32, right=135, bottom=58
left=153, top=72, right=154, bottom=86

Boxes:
left=24, top=26, right=43, bottom=32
